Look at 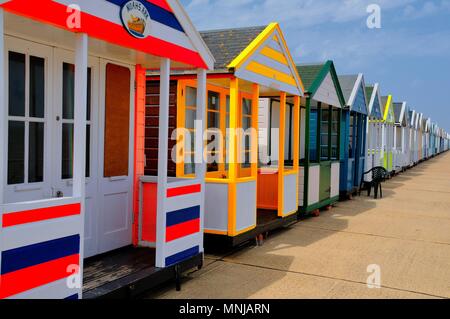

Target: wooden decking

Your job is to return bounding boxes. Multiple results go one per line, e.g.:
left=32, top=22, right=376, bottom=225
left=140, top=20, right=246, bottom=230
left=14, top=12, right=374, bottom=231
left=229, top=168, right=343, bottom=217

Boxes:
left=147, top=152, right=450, bottom=299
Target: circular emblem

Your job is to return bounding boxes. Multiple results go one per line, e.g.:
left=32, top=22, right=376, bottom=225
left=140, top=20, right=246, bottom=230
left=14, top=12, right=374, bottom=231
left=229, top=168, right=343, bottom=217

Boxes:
left=120, top=0, right=152, bottom=39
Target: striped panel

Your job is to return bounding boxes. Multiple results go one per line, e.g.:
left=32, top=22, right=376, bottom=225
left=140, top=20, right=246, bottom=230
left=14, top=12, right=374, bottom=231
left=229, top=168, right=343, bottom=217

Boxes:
left=1, top=235, right=80, bottom=275
left=0, top=254, right=79, bottom=299
left=166, top=205, right=200, bottom=227
left=236, top=29, right=300, bottom=96
left=165, top=246, right=199, bottom=267
left=2, top=203, right=81, bottom=228
left=167, top=184, right=201, bottom=198
left=166, top=219, right=200, bottom=242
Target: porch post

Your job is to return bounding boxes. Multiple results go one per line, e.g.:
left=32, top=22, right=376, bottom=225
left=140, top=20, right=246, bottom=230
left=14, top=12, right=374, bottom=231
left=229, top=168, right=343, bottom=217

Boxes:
left=73, top=33, right=88, bottom=198
left=155, top=58, right=170, bottom=268
left=196, top=68, right=207, bottom=253
left=0, top=8, right=4, bottom=204
left=278, top=92, right=286, bottom=216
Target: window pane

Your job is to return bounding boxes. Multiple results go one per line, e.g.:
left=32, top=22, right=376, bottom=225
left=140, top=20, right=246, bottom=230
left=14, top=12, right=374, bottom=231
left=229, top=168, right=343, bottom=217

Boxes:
left=8, top=121, right=25, bottom=184
left=186, top=86, right=197, bottom=107
left=29, top=56, right=45, bottom=118
left=207, top=111, right=219, bottom=129
left=184, top=153, right=195, bottom=175
left=208, top=91, right=219, bottom=111
left=8, top=52, right=26, bottom=117
left=62, top=123, right=74, bottom=179
left=186, top=109, right=196, bottom=129
left=309, top=110, right=318, bottom=162
left=28, top=122, right=44, bottom=183
left=104, top=63, right=130, bottom=177
left=87, top=68, right=92, bottom=121
left=63, top=63, right=75, bottom=120
left=242, top=98, right=252, bottom=115
left=86, top=125, right=90, bottom=178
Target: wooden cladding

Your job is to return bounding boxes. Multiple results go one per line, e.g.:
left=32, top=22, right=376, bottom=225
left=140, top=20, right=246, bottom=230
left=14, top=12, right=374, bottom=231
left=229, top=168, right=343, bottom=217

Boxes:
left=144, top=80, right=178, bottom=177
left=104, top=63, right=131, bottom=177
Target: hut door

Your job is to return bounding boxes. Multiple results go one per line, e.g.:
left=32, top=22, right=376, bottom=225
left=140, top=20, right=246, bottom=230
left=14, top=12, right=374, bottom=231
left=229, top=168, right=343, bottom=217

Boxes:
left=52, top=49, right=100, bottom=258
left=3, top=37, right=53, bottom=204
left=97, top=60, right=134, bottom=255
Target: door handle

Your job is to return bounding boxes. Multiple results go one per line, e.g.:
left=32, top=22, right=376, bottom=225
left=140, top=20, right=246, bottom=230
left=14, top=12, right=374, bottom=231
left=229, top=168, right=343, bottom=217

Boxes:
left=56, top=190, right=64, bottom=198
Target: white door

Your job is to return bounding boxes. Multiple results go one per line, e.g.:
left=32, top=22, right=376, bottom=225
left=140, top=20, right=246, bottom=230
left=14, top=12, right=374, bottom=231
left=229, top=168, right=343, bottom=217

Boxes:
left=3, top=37, right=134, bottom=258
left=3, top=37, right=53, bottom=203
left=52, top=48, right=100, bottom=258
left=96, top=59, right=134, bottom=255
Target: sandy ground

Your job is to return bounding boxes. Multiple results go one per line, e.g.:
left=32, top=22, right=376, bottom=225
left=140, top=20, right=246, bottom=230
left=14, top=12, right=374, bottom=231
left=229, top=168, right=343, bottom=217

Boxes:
left=146, top=153, right=450, bottom=299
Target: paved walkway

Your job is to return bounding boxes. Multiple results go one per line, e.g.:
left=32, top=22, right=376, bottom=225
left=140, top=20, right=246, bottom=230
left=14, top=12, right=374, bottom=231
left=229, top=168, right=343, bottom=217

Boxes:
left=148, top=153, right=450, bottom=299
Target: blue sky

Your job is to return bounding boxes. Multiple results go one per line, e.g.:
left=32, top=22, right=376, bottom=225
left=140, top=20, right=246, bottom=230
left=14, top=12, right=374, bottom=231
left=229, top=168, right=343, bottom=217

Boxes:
left=180, top=0, right=450, bottom=132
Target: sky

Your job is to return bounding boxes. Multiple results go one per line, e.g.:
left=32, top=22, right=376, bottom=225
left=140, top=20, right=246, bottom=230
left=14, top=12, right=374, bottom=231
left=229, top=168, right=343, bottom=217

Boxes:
left=180, top=0, right=450, bottom=132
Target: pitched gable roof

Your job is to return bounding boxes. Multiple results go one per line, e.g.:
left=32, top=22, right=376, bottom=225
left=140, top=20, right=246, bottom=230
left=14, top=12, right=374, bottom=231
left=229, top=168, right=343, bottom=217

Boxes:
left=366, top=84, right=383, bottom=120
left=296, top=61, right=345, bottom=107
left=200, top=26, right=265, bottom=70
left=338, top=73, right=368, bottom=114
left=201, top=23, right=304, bottom=96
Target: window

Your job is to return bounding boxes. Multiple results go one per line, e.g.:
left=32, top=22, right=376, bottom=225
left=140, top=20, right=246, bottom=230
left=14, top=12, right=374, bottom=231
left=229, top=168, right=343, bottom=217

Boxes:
left=320, top=106, right=330, bottom=160
left=207, top=91, right=220, bottom=172
left=309, top=108, right=318, bottom=162
left=104, top=63, right=130, bottom=177
left=184, top=86, right=197, bottom=175
left=61, top=64, right=92, bottom=179
left=240, top=98, right=252, bottom=169
left=349, top=114, right=355, bottom=158
left=331, top=109, right=339, bottom=160
left=7, top=52, right=45, bottom=185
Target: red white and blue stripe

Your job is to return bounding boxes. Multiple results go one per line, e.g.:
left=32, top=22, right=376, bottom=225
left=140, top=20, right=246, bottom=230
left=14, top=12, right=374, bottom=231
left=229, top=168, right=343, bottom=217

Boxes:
left=162, top=183, right=202, bottom=267
left=0, top=199, right=83, bottom=299
left=0, top=0, right=208, bottom=68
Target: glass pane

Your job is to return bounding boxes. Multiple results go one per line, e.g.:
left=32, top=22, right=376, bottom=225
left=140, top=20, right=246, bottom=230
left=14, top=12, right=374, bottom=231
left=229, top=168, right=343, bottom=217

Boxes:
left=185, top=109, right=196, bottom=129
left=321, top=135, right=329, bottom=145
left=63, top=63, right=75, bottom=120
left=241, top=152, right=251, bottom=168
left=321, top=108, right=329, bottom=122
left=309, top=110, right=318, bottom=162
left=28, top=122, right=44, bottom=183
left=242, top=117, right=251, bottom=131
left=208, top=91, right=219, bottom=111
left=8, top=52, right=26, bottom=117
left=8, top=121, right=25, bottom=184
left=62, top=123, right=74, bottom=179
left=207, top=111, right=219, bottom=129
left=242, top=98, right=252, bottom=115
left=226, top=96, right=230, bottom=114
left=186, top=86, right=197, bottom=107
left=321, top=147, right=329, bottom=159
left=320, top=123, right=329, bottom=134
left=29, top=56, right=45, bottom=118
left=87, top=68, right=92, bottom=121
left=184, top=153, right=195, bottom=175
left=86, top=125, right=90, bottom=178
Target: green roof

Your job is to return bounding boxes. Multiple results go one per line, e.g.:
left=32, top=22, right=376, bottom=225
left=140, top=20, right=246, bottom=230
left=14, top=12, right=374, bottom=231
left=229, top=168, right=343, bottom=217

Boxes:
left=295, top=63, right=325, bottom=92
left=296, top=61, right=345, bottom=107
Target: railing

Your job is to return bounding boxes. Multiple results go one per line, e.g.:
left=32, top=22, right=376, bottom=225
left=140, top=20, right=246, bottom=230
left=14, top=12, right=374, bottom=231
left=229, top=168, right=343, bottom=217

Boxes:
left=0, top=197, right=83, bottom=299
left=140, top=177, right=203, bottom=268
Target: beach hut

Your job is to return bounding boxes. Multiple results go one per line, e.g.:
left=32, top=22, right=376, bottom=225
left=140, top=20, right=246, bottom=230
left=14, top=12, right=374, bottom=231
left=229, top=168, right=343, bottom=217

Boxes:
left=365, top=84, right=384, bottom=178
left=381, top=95, right=395, bottom=174
left=147, top=24, right=304, bottom=246
left=296, top=62, right=345, bottom=214
left=338, top=74, right=368, bottom=197
left=0, top=0, right=214, bottom=299
left=417, top=113, right=424, bottom=161
left=423, top=117, right=431, bottom=159
left=393, top=102, right=409, bottom=171
left=408, top=109, right=417, bottom=165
